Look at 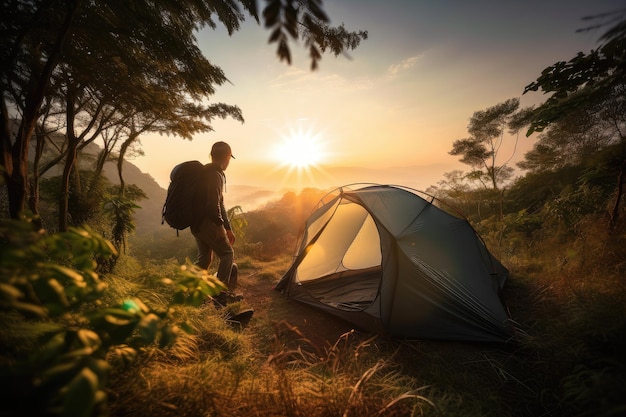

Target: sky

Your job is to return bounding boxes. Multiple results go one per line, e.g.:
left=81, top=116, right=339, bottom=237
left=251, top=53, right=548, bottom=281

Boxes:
left=132, top=0, right=626, bottom=210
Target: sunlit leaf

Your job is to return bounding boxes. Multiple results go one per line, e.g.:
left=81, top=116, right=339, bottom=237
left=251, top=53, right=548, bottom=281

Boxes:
left=13, top=301, right=48, bottom=318
left=76, top=329, right=101, bottom=351
left=39, top=263, right=85, bottom=285
left=108, top=345, right=138, bottom=368
left=0, top=282, right=23, bottom=301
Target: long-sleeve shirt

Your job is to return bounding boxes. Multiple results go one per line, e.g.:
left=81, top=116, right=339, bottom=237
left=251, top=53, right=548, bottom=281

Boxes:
left=202, top=163, right=232, bottom=230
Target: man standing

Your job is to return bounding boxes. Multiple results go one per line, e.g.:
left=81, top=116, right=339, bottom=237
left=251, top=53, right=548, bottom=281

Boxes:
left=191, top=141, right=237, bottom=290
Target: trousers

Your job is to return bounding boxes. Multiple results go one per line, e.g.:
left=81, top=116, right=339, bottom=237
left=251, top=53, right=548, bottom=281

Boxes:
left=191, top=218, right=234, bottom=288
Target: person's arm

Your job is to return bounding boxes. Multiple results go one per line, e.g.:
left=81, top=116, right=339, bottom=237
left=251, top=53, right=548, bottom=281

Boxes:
left=219, top=197, right=231, bottom=230
left=206, top=170, right=225, bottom=226
left=217, top=178, right=235, bottom=245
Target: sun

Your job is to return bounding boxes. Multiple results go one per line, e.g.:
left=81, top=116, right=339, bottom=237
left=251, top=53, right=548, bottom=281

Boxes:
left=273, top=127, right=324, bottom=169
left=268, top=122, right=336, bottom=190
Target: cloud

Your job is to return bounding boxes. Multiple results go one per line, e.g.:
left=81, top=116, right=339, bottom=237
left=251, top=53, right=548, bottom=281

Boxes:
left=270, top=65, right=373, bottom=92
left=385, top=55, right=422, bottom=80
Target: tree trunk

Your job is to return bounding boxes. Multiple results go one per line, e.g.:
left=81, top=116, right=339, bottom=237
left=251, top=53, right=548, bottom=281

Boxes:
left=29, top=125, right=46, bottom=214
left=117, top=133, right=139, bottom=196
left=59, top=89, right=78, bottom=232
left=58, top=137, right=79, bottom=231
left=26, top=126, right=47, bottom=230
left=2, top=0, right=82, bottom=219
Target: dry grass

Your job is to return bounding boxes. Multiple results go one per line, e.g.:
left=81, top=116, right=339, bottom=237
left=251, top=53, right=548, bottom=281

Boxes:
left=108, top=311, right=435, bottom=417
left=3, top=238, right=622, bottom=417
left=103, top=224, right=626, bottom=417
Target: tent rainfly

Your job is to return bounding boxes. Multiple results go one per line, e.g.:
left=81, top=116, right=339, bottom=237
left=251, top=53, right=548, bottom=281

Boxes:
left=275, top=184, right=515, bottom=343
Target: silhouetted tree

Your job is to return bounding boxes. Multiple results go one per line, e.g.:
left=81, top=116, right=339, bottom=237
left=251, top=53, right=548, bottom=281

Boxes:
left=523, top=10, right=626, bottom=227
left=1, top=0, right=368, bottom=224
left=449, top=98, right=521, bottom=190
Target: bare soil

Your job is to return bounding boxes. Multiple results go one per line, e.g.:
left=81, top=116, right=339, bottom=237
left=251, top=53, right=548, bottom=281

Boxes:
left=234, top=266, right=359, bottom=348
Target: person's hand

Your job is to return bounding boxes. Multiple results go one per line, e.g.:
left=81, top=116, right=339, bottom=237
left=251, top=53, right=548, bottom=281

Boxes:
left=226, top=229, right=235, bottom=245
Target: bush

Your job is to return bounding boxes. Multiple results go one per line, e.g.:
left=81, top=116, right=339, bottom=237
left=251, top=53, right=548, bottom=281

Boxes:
left=0, top=215, right=226, bottom=417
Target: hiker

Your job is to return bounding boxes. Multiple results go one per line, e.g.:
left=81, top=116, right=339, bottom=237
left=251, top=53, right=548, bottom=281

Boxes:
left=191, top=141, right=238, bottom=291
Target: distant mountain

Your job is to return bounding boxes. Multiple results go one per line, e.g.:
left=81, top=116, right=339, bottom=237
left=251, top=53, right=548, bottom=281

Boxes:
left=222, top=161, right=453, bottom=210
left=101, top=159, right=167, bottom=236
left=42, top=141, right=452, bottom=236
left=318, top=163, right=450, bottom=191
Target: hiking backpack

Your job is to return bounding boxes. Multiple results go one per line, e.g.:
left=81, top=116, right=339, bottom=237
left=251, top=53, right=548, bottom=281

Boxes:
left=161, top=160, right=205, bottom=231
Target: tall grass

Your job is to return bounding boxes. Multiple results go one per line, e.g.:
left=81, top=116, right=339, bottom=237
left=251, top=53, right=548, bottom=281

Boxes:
left=102, top=214, right=626, bottom=417
left=3, top=210, right=623, bottom=416
left=494, top=217, right=626, bottom=417
left=108, top=312, right=435, bottom=417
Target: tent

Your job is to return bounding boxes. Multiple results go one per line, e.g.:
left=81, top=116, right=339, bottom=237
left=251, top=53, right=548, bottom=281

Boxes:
left=275, top=184, right=515, bottom=343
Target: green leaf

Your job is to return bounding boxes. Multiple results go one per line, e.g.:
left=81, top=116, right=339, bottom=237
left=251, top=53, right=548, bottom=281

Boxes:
left=32, top=278, right=69, bottom=314
left=85, top=357, right=112, bottom=382
left=13, top=301, right=48, bottom=318
left=159, top=325, right=179, bottom=348
left=39, top=263, right=85, bottom=286
left=33, top=331, right=68, bottom=365
left=178, top=275, right=199, bottom=287
left=76, top=329, right=102, bottom=352
left=104, top=314, right=134, bottom=326
left=109, top=345, right=137, bottom=368
left=137, top=313, right=160, bottom=343
left=38, top=359, right=81, bottom=389
left=0, top=282, right=24, bottom=301
left=191, top=290, right=204, bottom=307
left=61, top=368, right=99, bottom=417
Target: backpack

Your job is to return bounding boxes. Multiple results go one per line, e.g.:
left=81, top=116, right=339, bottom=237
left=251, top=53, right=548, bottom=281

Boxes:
left=161, top=160, right=205, bottom=231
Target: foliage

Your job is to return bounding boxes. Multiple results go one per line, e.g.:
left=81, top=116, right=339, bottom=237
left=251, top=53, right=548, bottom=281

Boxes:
left=521, top=10, right=626, bottom=229
left=102, top=195, right=140, bottom=255
left=241, top=188, right=327, bottom=260
left=38, top=169, right=147, bottom=257
left=3, top=179, right=626, bottom=417
left=262, top=0, right=368, bottom=70
left=1, top=0, right=367, bottom=220
left=227, top=205, right=247, bottom=241
left=449, top=98, right=523, bottom=190
left=0, top=215, right=226, bottom=417
left=3, top=4, right=625, bottom=416
left=517, top=107, right=616, bottom=173
left=38, top=170, right=110, bottom=232
left=523, top=9, right=626, bottom=135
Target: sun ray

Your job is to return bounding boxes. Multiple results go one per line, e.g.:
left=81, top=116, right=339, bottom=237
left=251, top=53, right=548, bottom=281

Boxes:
left=272, top=126, right=324, bottom=169
left=269, top=123, right=335, bottom=190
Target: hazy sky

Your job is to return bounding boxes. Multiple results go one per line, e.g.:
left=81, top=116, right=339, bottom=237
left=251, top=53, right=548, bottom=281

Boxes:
left=133, top=0, right=625, bottom=205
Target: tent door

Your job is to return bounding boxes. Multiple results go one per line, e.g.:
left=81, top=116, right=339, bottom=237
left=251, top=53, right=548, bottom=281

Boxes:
left=296, top=201, right=383, bottom=311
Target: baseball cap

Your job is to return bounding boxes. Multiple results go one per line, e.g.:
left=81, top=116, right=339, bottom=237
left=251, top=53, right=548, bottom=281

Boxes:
left=211, top=141, right=235, bottom=159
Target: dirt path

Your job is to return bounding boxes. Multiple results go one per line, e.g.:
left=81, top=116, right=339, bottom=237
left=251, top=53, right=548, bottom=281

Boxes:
left=234, top=267, right=358, bottom=348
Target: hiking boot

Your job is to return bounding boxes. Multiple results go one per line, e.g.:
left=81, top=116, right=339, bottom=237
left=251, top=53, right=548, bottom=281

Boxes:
left=213, top=290, right=244, bottom=307
left=228, top=263, right=238, bottom=290
left=226, top=308, right=254, bottom=329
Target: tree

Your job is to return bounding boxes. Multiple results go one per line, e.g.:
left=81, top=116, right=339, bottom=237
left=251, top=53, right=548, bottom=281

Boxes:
left=102, top=192, right=143, bottom=255
left=449, top=98, right=521, bottom=190
left=1, top=0, right=368, bottom=223
left=523, top=9, right=626, bottom=134
left=523, top=10, right=626, bottom=227
left=518, top=104, right=616, bottom=174
left=1, top=0, right=81, bottom=220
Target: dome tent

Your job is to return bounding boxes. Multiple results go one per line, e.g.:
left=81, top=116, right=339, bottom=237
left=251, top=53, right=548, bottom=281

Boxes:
left=275, top=184, right=515, bottom=343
